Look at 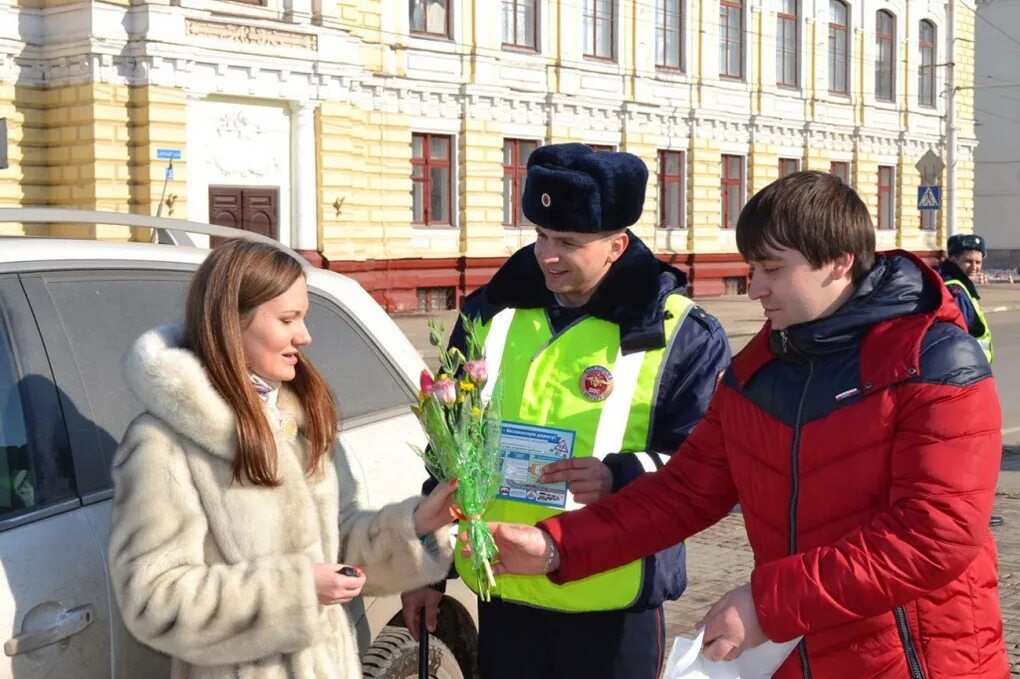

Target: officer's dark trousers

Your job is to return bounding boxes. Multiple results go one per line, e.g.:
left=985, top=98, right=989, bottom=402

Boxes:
left=477, top=597, right=666, bottom=679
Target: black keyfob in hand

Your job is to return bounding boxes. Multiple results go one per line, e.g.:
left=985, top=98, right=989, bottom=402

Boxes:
left=336, top=566, right=359, bottom=577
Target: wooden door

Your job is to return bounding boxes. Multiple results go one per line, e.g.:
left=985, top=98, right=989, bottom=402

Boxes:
left=208, top=186, right=279, bottom=245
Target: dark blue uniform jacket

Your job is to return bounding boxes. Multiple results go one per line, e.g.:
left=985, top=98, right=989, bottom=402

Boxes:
left=434, top=231, right=731, bottom=609
left=936, top=258, right=981, bottom=335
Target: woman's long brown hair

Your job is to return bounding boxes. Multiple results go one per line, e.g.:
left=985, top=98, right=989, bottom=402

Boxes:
left=185, top=239, right=339, bottom=486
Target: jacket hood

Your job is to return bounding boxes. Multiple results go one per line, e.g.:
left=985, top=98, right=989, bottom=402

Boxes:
left=124, top=323, right=238, bottom=458
left=735, top=251, right=965, bottom=386
left=483, top=230, right=688, bottom=351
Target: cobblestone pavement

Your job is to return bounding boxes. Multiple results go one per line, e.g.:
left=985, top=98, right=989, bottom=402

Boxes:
left=663, top=447, right=1020, bottom=677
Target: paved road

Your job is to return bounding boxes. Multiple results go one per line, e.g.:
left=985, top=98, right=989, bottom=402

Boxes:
left=989, top=308, right=1020, bottom=445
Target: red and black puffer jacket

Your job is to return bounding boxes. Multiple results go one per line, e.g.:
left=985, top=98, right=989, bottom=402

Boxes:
left=543, top=251, right=1007, bottom=678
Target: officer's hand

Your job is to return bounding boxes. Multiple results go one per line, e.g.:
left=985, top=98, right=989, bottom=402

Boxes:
left=400, top=587, right=444, bottom=641
left=539, top=458, right=612, bottom=504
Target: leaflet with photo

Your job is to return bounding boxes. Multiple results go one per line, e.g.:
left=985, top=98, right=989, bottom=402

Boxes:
left=497, top=421, right=575, bottom=509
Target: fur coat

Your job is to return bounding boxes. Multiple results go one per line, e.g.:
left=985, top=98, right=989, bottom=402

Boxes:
left=109, top=324, right=452, bottom=679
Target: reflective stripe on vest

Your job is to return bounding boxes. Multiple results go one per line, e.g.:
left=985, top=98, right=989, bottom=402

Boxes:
left=455, top=294, right=694, bottom=611
left=945, top=279, right=994, bottom=364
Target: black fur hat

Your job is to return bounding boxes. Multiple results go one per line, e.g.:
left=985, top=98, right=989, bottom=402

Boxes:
left=521, top=143, right=648, bottom=233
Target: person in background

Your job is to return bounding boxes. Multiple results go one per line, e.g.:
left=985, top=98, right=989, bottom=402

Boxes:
left=937, top=233, right=993, bottom=364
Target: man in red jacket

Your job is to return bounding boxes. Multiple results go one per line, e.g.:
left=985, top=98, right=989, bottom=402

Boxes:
left=478, top=171, right=1007, bottom=678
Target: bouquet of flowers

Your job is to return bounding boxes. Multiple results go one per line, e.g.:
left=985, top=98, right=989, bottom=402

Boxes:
left=412, top=315, right=503, bottom=601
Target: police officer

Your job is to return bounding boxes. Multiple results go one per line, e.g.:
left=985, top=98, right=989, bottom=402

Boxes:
left=401, top=143, right=731, bottom=679
left=938, top=233, right=1001, bottom=527
left=939, top=233, right=993, bottom=364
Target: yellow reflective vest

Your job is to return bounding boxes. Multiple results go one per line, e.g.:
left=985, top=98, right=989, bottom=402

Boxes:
left=454, top=293, right=694, bottom=611
left=945, top=279, right=994, bottom=364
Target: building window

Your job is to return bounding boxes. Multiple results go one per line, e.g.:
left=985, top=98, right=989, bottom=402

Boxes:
left=721, top=155, right=745, bottom=230
left=829, top=0, right=849, bottom=95
left=410, top=0, right=451, bottom=38
left=777, top=0, right=799, bottom=88
left=589, top=144, right=616, bottom=153
left=719, top=0, right=743, bottom=79
left=503, top=139, right=538, bottom=227
left=779, top=158, right=801, bottom=177
left=877, top=165, right=895, bottom=230
left=919, top=20, right=936, bottom=107
left=417, top=287, right=456, bottom=312
left=830, top=161, right=850, bottom=184
left=502, top=0, right=537, bottom=50
left=584, top=0, right=615, bottom=60
left=411, top=133, right=452, bottom=226
left=658, top=150, right=685, bottom=229
left=876, top=10, right=896, bottom=102
left=656, top=0, right=683, bottom=70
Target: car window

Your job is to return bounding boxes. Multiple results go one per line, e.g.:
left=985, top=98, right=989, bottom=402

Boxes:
left=0, top=322, right=34, bottom=514
left=40, top=271, right=191, bottom=464
left=0, top=321, right=75, bottom=517
left=304, top=293, right=415, bottom=420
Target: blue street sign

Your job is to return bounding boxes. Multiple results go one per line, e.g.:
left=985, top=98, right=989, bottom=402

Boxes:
left=918, top=185, right=941, bottom=210
left=165, top=167, right=174, bottom=181
left=156, top=148, right=182, bottom=160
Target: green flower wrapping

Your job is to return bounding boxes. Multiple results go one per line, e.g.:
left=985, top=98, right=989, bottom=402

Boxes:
left=412, top=315, right=504, bottom=601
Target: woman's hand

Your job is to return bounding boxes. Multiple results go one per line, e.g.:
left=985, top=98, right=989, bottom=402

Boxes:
left=312, top=563, right=366, bottom=605
left=413, top=479, right=460, bottom=537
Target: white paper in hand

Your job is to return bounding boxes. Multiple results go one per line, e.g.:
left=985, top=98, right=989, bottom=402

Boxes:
left=662, top=628, right=802, bottom=679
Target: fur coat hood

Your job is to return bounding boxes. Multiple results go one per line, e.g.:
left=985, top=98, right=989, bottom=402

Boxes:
left=109, top=323, right=452, bottom=679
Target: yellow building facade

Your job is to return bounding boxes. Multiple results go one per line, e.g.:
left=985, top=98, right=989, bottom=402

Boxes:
left=0, top=0, right=977, bottom=305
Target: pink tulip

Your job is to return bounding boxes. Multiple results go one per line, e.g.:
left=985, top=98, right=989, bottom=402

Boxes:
left=429, top=378, right=457, bottom=406
left=420, top=369, right=434, bottom=393
left=463, top=360, right=488, bottom=386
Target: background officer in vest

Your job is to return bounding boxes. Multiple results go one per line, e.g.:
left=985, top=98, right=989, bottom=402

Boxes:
left=401, top=143, right=731, bottom=679
left=938, top=233, right=993, bottom=364
left=937, top=233, right=1001, bottom=527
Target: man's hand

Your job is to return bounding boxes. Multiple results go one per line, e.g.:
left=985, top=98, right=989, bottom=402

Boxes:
left=697, top=583, right=768, bottom=662
left=400, top=587, right=444, bottom=641
left=460, top=522, right=553, bottom=576
left=539, top=457, right=612, bottom=504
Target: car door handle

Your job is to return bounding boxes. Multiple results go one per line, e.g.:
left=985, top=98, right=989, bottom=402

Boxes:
left=4, top=604, right=95, bottom=656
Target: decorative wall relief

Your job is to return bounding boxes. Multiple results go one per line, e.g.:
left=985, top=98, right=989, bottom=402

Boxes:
left=208, top=109, right=284, bottom=180
left=185, top=19, right=318, bottom=51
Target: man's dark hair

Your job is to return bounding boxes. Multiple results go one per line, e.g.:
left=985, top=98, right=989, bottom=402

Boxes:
left=736, top=171, right=876, bottom=283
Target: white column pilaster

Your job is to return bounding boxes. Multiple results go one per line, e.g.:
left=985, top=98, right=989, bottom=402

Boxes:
left=290, top=100, right=319, bottom=253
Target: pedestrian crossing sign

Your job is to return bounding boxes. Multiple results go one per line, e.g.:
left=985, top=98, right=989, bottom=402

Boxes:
left=918, top=185, right=941, bottom=210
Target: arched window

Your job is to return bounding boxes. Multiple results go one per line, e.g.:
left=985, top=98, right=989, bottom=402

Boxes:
left=876, top=10, right=896, bottom=102
left=656, top=0, right=684, bottom=70
left=777, top=0, right=799, bottom=87
left=828, top=1, right=849, bottom=94
left=720, top=0, right=744, bottom=79
left=919, top=20, right=937, bottom=107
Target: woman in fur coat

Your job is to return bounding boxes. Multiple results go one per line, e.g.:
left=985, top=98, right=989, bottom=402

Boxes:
left=109, top=239, right=457, bottom=679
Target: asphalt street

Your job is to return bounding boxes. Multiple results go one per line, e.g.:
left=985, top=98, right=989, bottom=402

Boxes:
left=989, top=308, right=1020, bottom=446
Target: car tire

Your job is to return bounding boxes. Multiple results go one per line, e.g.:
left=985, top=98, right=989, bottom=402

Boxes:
left=362, top=625, right=465, bottom=679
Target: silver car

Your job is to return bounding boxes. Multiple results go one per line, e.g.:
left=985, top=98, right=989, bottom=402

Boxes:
left=0, top=210, right=477, bottom=679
